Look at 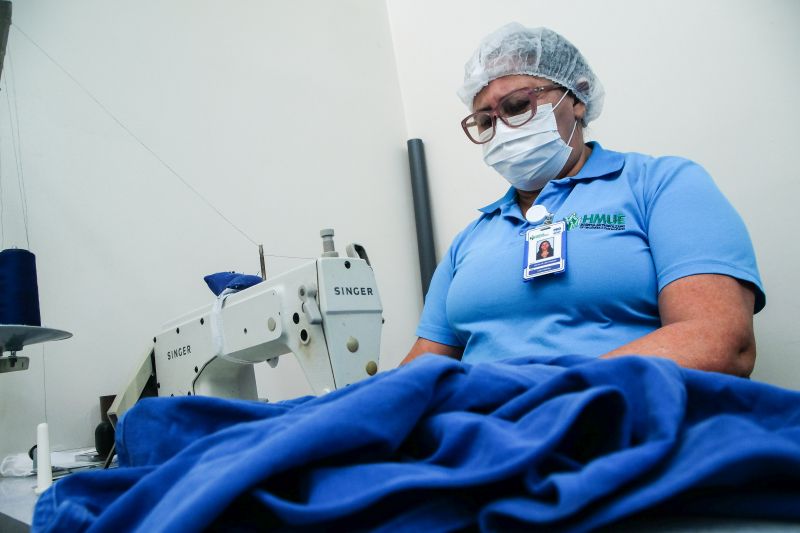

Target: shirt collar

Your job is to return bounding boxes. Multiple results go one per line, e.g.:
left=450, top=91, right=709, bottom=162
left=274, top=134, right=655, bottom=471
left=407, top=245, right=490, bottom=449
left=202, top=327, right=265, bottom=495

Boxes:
left=477, top=142, right=625, bottom=215
left=478, top=186, right=517, bottom=215
left=570, top=141, right=625, bottom=181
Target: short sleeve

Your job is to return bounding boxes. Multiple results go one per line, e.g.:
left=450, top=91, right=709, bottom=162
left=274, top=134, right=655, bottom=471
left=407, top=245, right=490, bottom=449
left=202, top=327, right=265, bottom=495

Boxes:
left=645, top=158, right=765, bottom=312
left=415, top=244, right=464, bottom=347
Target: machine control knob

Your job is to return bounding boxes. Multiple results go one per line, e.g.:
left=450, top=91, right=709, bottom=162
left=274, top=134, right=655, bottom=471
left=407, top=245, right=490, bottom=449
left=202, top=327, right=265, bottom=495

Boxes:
left=346, top=337, right=359, bottom=353
left=300, top=284, right=323, bottom=325
left=320, top=228, right=339, bottom=257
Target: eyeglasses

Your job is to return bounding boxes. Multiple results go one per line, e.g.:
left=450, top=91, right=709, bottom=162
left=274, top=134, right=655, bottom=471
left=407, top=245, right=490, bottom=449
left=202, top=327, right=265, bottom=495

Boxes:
left=461, top=84, right=564, bottom=144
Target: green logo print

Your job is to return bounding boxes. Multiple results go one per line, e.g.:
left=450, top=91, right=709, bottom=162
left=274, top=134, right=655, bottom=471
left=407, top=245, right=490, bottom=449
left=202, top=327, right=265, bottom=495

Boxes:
left=564, top=212, right=626, bottom=231
left=565, top=213, right=580, bottom=231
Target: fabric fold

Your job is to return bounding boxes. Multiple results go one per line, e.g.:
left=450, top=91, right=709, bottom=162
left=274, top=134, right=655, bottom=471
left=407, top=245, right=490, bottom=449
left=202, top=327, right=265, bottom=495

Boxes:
left=33, top=355, right=800, bottom=532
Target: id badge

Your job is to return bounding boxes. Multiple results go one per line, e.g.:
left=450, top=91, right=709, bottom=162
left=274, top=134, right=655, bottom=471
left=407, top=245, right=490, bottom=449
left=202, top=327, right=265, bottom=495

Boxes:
left=523, top=221, right=566, bottom=281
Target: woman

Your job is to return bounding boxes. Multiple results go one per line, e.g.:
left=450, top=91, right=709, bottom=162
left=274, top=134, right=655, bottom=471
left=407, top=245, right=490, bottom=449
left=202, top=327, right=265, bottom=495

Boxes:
left=402, top=23, right=764, bottom=376
left=536, top=240, right=553, bottom=260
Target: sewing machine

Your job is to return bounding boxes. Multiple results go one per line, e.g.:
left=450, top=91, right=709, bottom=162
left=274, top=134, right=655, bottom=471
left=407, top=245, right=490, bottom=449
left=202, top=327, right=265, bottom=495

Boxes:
left=108, top=229, right=383, bottom=423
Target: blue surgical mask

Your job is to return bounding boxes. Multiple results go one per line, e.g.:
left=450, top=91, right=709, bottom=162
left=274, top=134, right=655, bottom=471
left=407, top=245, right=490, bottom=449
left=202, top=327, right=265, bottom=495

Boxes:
left=482, top=91, right=577, bottom=192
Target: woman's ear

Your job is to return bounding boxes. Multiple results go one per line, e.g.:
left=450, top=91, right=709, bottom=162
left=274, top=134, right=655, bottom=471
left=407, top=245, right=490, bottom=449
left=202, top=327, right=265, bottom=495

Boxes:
left=573, top=98, right=586, bottom=122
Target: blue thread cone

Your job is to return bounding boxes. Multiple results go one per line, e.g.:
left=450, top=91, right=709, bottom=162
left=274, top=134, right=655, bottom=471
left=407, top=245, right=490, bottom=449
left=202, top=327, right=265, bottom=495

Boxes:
left=0, top=248, right=42, bottom=326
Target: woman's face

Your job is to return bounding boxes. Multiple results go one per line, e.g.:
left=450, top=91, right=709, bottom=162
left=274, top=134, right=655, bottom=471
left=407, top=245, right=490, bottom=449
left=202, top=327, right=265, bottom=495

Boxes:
left=539, top=241, right=552, bottom=255
left=473, top=75, right=587, bottom=178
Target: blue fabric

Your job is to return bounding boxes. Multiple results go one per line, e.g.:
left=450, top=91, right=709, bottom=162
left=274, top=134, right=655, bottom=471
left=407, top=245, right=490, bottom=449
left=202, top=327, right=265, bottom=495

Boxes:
left=33, top=355, right=800, bottom=532
left=203, top=272, right=262, bottom=296
left=417, top=143, right=765, bottom=363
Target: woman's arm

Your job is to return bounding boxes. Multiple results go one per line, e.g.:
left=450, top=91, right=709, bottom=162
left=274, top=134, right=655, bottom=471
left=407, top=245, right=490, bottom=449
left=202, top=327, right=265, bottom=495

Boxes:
left=602, top=274, right=756, bottom=376
left=401, top=338, right=464, bottom=366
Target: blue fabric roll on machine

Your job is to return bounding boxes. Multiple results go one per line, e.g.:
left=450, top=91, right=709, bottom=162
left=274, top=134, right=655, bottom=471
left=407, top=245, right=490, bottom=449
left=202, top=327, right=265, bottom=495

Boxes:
left=32, top=354, right=800, bottom=532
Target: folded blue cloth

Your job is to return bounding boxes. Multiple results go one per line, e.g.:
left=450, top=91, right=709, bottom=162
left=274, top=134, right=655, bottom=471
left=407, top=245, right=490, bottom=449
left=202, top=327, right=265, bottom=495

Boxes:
left=203, top=272, right=262, bottom=296
left=33, top=355, right=800, bottom=532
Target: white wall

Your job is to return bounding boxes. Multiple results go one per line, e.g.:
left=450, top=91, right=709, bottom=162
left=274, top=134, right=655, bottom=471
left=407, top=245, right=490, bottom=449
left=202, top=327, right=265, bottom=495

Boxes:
left=386, top=0, right=800, bottom=389
left=0, top=0, right=422, bottom=458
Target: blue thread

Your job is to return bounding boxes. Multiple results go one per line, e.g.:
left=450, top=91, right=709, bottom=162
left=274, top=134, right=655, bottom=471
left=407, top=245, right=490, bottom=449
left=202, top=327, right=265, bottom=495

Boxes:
left=0, top=248, right=41, bottom=326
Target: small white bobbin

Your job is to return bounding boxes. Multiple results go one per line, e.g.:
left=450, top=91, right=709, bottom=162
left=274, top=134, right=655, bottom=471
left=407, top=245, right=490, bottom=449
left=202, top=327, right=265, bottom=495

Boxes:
left=34, top=422, right=52, bottom=495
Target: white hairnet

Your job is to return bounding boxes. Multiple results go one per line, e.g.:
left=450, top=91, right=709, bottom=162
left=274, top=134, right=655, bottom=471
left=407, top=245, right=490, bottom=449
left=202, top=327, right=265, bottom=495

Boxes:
left=457, top=23, right=605, bottom=124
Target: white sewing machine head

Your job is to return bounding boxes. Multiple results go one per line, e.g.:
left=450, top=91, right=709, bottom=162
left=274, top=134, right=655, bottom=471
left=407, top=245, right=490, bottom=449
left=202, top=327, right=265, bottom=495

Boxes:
left=109, top=229, right=383, bottom=423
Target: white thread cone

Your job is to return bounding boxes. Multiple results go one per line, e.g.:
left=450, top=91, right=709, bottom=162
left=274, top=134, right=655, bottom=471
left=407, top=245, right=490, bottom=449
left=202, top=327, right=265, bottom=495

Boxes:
left=34, top=422, right=52, bottom=494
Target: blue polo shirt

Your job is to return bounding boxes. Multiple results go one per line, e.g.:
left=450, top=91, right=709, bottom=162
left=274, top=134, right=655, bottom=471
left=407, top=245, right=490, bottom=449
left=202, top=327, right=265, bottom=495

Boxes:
left=416, top=142, right=765, bottom=363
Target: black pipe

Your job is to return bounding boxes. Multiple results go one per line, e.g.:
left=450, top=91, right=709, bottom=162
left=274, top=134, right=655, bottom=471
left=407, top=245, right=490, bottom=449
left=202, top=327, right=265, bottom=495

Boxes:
left=407, top=139, right=437, bottom=300
left=0, top=2, right=11, bottom=83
